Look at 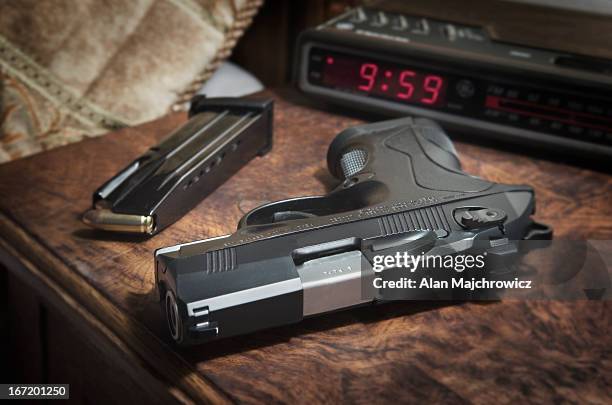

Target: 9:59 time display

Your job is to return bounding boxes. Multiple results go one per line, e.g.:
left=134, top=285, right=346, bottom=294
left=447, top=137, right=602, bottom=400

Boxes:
left=320, top=51, right=448, bottom=107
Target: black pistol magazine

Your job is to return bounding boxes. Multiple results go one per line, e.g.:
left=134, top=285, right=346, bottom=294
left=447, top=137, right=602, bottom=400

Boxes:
left=82, top=96, right=273, bottom=235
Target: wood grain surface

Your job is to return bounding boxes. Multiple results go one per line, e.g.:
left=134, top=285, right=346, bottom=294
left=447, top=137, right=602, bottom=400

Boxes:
left=0, top=89, right=611, bottom=404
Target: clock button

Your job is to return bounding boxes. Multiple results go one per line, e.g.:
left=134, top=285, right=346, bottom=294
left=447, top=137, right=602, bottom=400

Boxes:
left=412, top=18, right=430, bottom=35
left=391, top=15, right=409, bottom=31
left=370, top=11, right=388, bottom=27
left=456, top=80, right=475, bottom=98
left=350, top=8, right=367, bottom=23
left=335, top=22, right=354, bottom=30
left=442, top=24, right=457, bottom=41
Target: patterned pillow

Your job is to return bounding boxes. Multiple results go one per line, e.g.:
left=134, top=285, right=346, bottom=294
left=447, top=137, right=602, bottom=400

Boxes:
left=0, top=0, right=263, bottom=163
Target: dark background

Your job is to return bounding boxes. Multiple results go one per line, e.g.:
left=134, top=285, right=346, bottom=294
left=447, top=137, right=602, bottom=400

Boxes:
left=232, top=0, right=360, bottom=86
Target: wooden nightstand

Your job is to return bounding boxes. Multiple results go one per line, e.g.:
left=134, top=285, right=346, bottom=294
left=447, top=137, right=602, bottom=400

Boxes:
left=1, top=89, right=610, bottom=403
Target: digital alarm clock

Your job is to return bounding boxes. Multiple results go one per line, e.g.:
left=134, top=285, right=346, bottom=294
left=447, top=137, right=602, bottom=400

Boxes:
left=295, top=7, right=612, bottom=161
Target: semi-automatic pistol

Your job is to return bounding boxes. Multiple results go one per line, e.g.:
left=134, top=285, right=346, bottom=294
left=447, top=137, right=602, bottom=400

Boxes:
left=155, top=117, right=551, bottom=345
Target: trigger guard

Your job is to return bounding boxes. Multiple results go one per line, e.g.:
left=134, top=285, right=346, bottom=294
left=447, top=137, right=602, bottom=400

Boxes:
left=237, top=196, right=325, bottom=229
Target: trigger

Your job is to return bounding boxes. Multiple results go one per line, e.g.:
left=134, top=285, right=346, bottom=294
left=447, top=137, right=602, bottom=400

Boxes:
left=237, top=208, right=314, bottom=231
left=237, top=196, right=325, bottom=229
left=273, top=211, right=316, bottom=222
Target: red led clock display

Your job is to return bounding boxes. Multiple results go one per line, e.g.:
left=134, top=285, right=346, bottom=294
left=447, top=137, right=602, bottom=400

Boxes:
left=322, top=54, right=447, bottom=106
